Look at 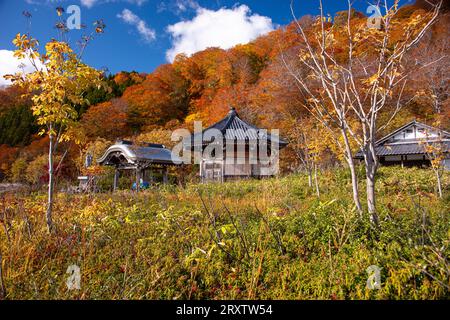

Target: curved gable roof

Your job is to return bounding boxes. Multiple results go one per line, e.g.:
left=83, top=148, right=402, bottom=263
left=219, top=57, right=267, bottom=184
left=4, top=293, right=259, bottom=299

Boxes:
left=189, top=107, right=288, bottom=147
left=98, top=142, right=182, bottom=167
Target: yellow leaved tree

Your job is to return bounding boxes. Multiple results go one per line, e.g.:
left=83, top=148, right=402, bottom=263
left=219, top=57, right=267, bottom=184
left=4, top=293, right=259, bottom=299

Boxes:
left=4, top=34, right=105, bottom=231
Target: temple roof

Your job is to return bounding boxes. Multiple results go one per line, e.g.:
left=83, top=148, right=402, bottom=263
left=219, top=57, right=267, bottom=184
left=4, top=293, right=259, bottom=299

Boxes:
left=376, top=120, right=450, bottom=146
left=98, top=141, right=182, bottom=168
left=355, top=120, right=450, bottom=159
left=188, top=107, right=289, bottom=147
left=358, top=143, right=449, bottom=158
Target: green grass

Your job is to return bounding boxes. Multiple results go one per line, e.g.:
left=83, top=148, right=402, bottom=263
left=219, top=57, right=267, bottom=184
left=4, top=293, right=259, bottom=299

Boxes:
left=0, top=166, right=449, bottom=299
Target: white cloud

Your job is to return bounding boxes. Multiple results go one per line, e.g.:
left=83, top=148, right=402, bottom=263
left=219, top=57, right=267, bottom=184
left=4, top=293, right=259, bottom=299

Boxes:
left=166, top=5, right=274, bottom=62
left=0, top=50, right=44, bottom=87
left=174, top=0, right=200, bottom=13
left=157, top=0, right=199, bottom=15
left=80, top=0, right=98, bottom=8
left=117, top=9, right=156, bottom=42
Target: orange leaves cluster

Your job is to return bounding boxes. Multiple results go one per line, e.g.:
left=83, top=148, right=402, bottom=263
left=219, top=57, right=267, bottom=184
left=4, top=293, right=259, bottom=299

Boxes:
left=80, top=99, right=129, bottom=139
left=113, top=71, right=144, bottom=87
left=122, top=64, right=189, bottom=130
left=0, top=144, right=19, bottom=173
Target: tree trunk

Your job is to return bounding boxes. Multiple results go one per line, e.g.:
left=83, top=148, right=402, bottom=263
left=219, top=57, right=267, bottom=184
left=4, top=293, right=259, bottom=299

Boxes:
left=307, top=167, right=313, bottom=188
left=435, top=169, right=443, bottom=198
left=348, top=159, right=363, bottom=216
left=46, top=131, right=54, bottom=232
left=366, top=172, right=378, bottom=224
left=113, top=168, right=119, bottom=192
left=342, top=130, right=363, bottom=216
left=364, top=154, right=379, bottom=227
left=433, top=97, right=441, bottom=114
left=314, top=163, right=320, bottom=198
left=0, top=253, right=5, bottom=299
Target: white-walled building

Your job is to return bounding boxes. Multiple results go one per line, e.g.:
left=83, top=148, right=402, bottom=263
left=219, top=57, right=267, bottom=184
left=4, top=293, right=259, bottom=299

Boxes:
left=355, top=120, right=450, bottom=169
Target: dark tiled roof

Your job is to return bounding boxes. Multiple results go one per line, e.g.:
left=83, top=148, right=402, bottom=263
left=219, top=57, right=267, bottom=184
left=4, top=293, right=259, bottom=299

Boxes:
left=355, top=120, right=450, bottom=159
left=355, top=142, right=450, bottom=159
left=98, top=142, right=182, bottom=166
left=132, top=146, right=178, bottom=163
left=188, top=107, right=288, bottom=147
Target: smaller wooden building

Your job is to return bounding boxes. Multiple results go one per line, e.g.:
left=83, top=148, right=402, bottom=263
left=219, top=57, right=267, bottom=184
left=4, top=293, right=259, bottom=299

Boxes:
left=98, top=140, right=182, bottom=191
left=185, top=107, right=288, bottom=182
left=355, top=120, right=450, bottom=169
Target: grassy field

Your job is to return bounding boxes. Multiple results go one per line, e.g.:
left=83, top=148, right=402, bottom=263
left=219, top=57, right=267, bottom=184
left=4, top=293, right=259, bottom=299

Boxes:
left=0, top=166, right=448, bottom=300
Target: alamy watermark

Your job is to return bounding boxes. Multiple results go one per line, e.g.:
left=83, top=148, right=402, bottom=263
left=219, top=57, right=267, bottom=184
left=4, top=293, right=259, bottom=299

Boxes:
left=58, top=5, right=81, bottom=30
left=367, top=5, right=382, bottom=29
left=366, top=265, right=382, bottom=290
left=66, top=264, right=81, bottom=290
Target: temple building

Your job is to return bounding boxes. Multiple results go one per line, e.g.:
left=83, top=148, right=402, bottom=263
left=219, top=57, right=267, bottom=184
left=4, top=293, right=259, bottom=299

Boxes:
left=185, top=107, right=288, bottom=182
left=355, top=120, right=450, bottom=169
left=97, top=140, right=182, bottom=191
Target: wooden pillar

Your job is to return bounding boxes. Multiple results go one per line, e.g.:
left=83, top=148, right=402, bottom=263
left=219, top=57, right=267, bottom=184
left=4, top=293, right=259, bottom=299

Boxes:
left=113, top=168, right=120, bottom=192
left=200, top=160, right=204, bottom=183
left=135, top=168, right=141, bottom=192
left=221, top=159, right=225, bottom=183
left=148, top=168, right=153, bottom=184
left=163, top=167, right=169, bottom=185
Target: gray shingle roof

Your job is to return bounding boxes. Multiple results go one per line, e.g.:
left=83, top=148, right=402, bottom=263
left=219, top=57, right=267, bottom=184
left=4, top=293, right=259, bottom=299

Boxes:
left=377, top=142, right=448, bottom=156
left=98, top=142, right=182, bottom=167
left=188, top=107, right=288, bottom=148
left=354, top=120, right=450, bottom=160
left=355, top=142, right=450, bottom=159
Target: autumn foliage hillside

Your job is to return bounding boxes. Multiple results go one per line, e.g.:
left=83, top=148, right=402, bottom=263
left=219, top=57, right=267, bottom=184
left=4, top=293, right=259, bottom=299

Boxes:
left=0, top=4, right=449, bottom=183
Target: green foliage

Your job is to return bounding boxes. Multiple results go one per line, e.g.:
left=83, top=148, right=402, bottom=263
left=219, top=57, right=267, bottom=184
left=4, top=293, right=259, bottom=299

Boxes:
left=7, top=35, right=105, bottom=141
left=0, top=73, right=137, bottom=148
left=76, top=74, right=139, bottom=117
left=0, top=167, right=448, bottom=299
left=0, top=104, right=38, bottom=146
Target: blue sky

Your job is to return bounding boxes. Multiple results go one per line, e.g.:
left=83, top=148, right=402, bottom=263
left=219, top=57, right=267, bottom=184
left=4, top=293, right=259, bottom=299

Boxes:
left=0, top=0, right=413, bottom=81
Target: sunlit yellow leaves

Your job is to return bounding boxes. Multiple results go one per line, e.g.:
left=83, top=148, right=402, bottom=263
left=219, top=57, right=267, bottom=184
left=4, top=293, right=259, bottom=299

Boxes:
left=363, top=73, right=380, bottom=86
left=13, top=49, right=26, bottom=60
left=299, top=52, right=311, bottom=62
left=8, top=33, right=105, bottom=142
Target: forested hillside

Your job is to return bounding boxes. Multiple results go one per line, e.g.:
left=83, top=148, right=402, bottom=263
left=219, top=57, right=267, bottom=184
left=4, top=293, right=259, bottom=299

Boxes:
left=0, top=3, right=448, bottom=184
